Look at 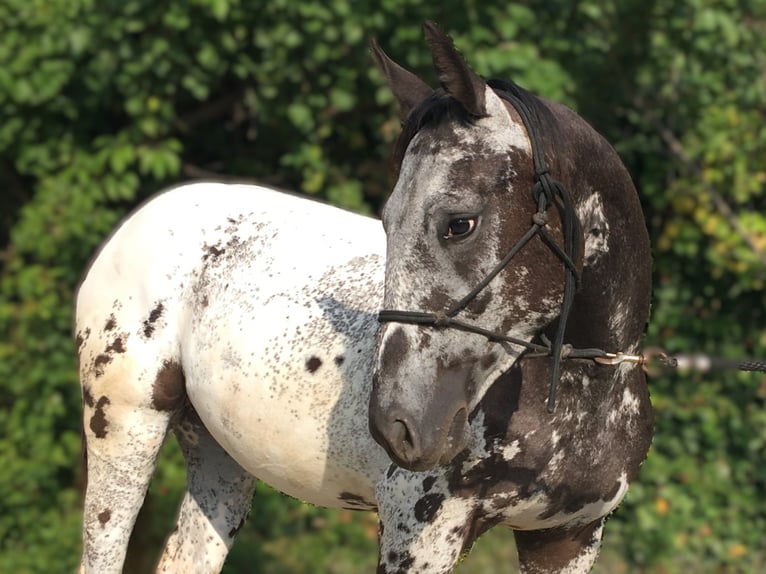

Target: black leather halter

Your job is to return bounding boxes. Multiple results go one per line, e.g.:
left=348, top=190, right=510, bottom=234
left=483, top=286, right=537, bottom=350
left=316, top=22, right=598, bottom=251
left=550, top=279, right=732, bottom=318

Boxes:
left=378, top=83, right=581, bottom=413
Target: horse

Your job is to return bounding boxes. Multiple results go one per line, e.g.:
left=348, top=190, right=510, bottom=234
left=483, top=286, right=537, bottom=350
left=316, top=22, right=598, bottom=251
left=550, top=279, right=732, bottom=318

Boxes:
left=76, top=23, right=652, bottom=574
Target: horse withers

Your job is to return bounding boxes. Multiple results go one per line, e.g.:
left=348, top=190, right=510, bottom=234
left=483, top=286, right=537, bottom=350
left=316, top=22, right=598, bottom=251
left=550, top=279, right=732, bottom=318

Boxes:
left=76, top=23, right=652, bottom=574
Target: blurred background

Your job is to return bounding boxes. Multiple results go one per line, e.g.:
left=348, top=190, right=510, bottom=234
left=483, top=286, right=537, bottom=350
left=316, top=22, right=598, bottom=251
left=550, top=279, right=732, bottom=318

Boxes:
left=1, top=0, right=765, bottom=572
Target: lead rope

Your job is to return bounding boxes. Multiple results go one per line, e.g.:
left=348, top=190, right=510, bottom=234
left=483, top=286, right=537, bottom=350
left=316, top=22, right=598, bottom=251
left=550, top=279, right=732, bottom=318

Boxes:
left=619, top=348, right=766, bottom=375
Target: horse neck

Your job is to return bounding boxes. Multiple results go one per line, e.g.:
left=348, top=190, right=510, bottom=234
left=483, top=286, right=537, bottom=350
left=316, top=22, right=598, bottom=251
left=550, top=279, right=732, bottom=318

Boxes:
left=563, top=176, right=651, bottom=354
left=526, top=102, right=651, bottom=355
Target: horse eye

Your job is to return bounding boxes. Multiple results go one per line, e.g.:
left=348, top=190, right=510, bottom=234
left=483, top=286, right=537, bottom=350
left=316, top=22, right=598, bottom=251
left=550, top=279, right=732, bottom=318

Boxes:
left=444, top=217, right=477, bottom=239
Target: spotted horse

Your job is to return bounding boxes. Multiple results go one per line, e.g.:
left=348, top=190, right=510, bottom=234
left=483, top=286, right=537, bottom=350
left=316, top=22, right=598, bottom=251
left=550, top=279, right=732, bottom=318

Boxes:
left=76, top=24, right=652, bottom=574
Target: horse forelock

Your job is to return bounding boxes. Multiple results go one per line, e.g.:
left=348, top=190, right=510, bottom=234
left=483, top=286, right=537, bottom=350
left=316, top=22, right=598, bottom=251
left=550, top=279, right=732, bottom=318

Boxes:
left=392, top=83, right=538, bottom=173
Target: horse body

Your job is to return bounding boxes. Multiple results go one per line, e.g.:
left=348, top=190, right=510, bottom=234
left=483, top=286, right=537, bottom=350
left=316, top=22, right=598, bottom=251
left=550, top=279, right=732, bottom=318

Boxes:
left=77, top=22, right=653, bottom=574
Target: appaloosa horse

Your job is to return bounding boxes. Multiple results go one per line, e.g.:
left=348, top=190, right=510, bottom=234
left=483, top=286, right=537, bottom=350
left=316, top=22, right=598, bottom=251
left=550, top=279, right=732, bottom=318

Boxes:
left=76, top=23, right=652, bottom=574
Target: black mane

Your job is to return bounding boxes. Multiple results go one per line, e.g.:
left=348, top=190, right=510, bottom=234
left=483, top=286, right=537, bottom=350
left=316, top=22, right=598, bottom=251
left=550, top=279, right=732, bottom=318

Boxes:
left=391, top=78, right=557, bottom=172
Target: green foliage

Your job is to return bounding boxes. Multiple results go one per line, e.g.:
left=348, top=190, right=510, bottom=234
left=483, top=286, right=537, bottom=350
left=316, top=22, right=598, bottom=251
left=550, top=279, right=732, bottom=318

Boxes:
left=1, top=0, right=765, bottom=572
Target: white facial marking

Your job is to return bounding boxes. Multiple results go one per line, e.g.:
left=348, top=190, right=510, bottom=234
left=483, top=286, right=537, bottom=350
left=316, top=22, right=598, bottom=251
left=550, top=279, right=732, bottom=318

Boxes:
left=620, top=387, right=640, bottom=416
left=547, top=449, right=565, bottom=472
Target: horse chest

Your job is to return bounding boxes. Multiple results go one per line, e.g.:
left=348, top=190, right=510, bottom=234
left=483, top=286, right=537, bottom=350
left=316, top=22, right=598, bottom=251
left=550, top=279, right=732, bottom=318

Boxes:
left=443, top=360, right=646, bottom=532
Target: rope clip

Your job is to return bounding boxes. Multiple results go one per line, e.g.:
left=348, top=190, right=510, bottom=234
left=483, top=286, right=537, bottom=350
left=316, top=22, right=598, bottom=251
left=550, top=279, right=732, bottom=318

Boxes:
left=594, top=352, right=645, bottom=366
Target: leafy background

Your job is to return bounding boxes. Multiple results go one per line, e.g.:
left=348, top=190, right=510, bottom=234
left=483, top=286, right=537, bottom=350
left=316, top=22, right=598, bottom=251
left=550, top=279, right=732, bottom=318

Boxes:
left=1, top=0, right=765, bottom=572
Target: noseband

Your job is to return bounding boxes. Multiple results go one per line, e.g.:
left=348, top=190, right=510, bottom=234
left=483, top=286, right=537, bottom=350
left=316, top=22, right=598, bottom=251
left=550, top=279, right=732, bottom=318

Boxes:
left=378, top=82, right=582, bottom=413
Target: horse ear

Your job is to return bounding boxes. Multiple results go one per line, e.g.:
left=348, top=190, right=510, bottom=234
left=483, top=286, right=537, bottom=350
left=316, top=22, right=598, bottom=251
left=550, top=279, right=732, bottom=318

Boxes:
left=371, top=38, right=433, bottom=122
left=423, top=20, right=487, bottom=118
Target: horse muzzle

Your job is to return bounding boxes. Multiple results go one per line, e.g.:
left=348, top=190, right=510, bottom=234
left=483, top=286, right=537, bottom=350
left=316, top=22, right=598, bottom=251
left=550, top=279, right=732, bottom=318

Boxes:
left=368, top=371, right=471, bottom=472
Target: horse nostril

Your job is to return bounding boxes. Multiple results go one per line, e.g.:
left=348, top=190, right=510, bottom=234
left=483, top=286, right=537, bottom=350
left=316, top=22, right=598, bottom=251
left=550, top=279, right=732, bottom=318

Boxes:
left=369, top=410, right=429, bottom=469
left=392, top=419, right=415, bottom=450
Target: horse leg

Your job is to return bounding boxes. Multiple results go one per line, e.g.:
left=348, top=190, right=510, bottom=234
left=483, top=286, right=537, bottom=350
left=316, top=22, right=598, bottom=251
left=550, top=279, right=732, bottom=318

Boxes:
left=513, top=518, right=605, bottom=574
left=80, top=372, right=172, bottom=573
left=155, top=407, right=257, bottom=574
left=375, top=467, right=482, bottom=574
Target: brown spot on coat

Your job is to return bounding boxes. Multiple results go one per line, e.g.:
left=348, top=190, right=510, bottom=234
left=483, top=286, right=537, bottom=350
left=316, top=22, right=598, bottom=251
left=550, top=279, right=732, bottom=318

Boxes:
left=106, top=336, right=126, bottom=354
left=90, top=396, right=110, bottom=438
left=422, top=476, right=436, bottom=492
left=75, top=328, right=91, bottom=351
left=104, top=315, right=116, bottom=332
left=93, top=354, right=112, bottom=377
left=98, top=509, right=111, bottom=526
left=414, top=492, right=445, bottom=523
left=306, top=356, right=322, bottom=373
left=152, top=360, right=186, bottom=411
left=202, top=244, right=225, bottom=261
left=148, top=303, right=164, bottom=323
left=143, top=302, right=165, bottom=338
left=83, top=385, right=95, bottom=408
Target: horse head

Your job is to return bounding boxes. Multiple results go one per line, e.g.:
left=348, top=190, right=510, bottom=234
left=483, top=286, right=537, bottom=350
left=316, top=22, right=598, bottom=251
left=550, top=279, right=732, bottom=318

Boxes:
left=369, top=22, right=651, bottom=472
left=369, top=22, right=573, bottom=471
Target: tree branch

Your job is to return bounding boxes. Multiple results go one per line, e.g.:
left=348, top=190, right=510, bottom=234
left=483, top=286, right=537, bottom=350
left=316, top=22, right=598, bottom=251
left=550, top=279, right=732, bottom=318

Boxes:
left=635, top=99, right=766, bottom=269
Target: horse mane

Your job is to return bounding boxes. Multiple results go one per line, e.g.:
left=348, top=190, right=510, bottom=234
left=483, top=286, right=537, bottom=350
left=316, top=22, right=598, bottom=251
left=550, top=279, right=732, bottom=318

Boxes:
left=391, top=78, right=558, bottom=174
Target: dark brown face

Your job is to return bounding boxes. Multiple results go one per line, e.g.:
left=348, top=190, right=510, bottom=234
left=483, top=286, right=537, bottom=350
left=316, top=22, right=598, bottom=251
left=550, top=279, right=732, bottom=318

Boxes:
left=369, top=91, right=568, bottom=471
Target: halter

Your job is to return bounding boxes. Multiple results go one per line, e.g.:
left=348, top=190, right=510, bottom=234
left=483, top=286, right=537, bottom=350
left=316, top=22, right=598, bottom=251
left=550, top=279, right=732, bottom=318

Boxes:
left=378, top=84, right=583, bottom=413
